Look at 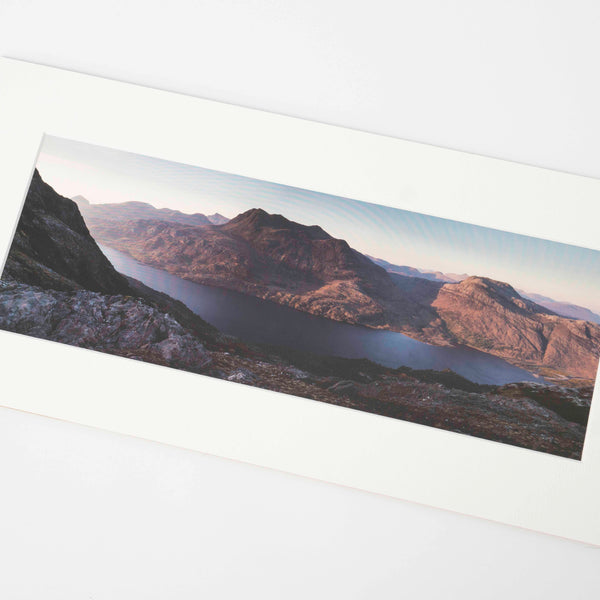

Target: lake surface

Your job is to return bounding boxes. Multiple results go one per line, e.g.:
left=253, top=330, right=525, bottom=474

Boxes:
left=101, top=245, right=543, bottom=385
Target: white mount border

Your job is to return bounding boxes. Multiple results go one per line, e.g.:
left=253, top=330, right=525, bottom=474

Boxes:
left=0, top=58, right=599, bottom=545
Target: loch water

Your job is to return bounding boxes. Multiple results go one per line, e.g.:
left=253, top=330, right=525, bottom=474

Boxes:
left=101, top=245, right=542, bottom=385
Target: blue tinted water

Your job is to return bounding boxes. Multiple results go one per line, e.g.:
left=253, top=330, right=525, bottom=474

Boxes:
left=101, top=244, right=542, bottom=385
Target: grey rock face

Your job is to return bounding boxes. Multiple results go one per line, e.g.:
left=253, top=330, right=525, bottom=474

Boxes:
left=226, top=368, right=257, bottom=383
left=0, top=282, right=211, bottom=372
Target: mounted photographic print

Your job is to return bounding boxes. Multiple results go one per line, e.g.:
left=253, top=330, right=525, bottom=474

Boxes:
left=2, top=134, right=598, bottom=460
left=2, top=59, right=600, bottom=545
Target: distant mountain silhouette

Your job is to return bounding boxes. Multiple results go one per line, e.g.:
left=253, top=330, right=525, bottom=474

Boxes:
left=518, top=290, right=600, bottom=324
left=207, top=212, right=229, bottom=225
left=73, top=196, right=229, bottom=227
left=367, top=255, right=468, bottom=282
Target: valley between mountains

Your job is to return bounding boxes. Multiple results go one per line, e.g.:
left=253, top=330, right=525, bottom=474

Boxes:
left=77, top=196, right=600, bottom=384
left=1, top=169, right=598, bottom=459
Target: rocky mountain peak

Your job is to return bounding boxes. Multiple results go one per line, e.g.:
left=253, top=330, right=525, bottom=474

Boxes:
left=226, top=207, right=282, bottom=228
left=223, top=207, right=331, bottom=241
left=207, top=212, right=229, bottom=225
left=3, top=169, right=130, bottom=294
left=72, top=197, right=221, bottom=228
left=459, top=276, right=519, bottom=297
left=449, top=275, right=553, bottom=315
left=27, top=169, right=90, bottom=237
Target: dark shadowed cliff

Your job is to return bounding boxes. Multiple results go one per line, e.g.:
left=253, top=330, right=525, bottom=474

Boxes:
left=3, top=170, right=131, bottom=294
left=1, top=170, right=217, bottom=343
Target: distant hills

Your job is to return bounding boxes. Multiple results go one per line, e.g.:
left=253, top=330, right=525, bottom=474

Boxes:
left=517, top=291, right=600, bottom=324
left=72, top=195, right=229, bottom=227
left=431, top=277, right=600, bottom=380
left=82, top=205, right=600, bottom=381
left=370, top=254, right=600, bottom=325
left=367, top=256, right=468, bottom=283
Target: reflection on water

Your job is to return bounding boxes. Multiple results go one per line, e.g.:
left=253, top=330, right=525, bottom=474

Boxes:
left=101, top=244, right=542, bottom=385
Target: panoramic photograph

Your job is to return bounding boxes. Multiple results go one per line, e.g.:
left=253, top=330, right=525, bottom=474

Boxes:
left=1, top=135, right=599, bottom=459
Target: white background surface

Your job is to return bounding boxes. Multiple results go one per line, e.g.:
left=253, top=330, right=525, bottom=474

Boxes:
left=1, top=1, right=600, bottom=598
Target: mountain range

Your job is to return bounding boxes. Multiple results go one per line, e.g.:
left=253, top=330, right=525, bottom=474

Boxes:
left=517, top=291, right=600, bottom=324
left=0, top=169, right=594, bottom=459
left=72, top=195, right=229, bottom=227
left=366, top=256, right=467, bottom=283
left=80, top=204, right=600, bottom=381
left=370, top=255, right=600, bottom=325
left=83, top=209, right=452, bottom=343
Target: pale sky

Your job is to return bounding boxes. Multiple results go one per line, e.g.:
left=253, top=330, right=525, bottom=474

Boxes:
left=35, top=135, right=600, bottom=314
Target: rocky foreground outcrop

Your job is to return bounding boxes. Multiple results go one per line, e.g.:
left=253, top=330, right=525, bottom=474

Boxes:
left=0, top=280, right=212, bottom=371
left=203, top=350, right=589, bottom=459
left=0, top=276, right=586, bottom=458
